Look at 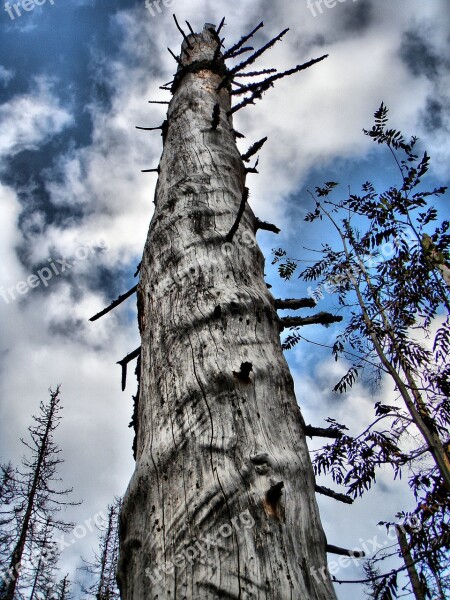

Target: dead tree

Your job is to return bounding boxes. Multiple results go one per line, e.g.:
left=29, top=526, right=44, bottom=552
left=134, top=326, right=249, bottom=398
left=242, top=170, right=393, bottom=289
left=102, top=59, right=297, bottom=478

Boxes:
left=116, top=19, right=345, bottom=599
left=0, top=387, right=76, bottom=600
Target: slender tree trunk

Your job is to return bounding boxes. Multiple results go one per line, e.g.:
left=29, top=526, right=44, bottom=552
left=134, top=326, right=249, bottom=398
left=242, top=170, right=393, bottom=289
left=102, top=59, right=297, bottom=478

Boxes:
left=395, top=526, right=426, bottom=600
left=429, top=561, right=446, bottom=600
left=4, top=397, right=57, bottom=600
left=57, top=576, right=71, bottom=600
left=29, top=518, right=52, bottom=600
left=322, top=204, right=450, bottom=491
left=96, top=506, right=114, bottom=600
left=118, top=24, right=337, bottom=600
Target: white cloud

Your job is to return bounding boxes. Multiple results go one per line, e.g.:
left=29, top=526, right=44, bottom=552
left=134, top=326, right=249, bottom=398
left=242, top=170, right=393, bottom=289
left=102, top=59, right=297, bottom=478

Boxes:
left=0, top=76, right=73, bottom=161
left=0, top=65, right=14, bottom=86
left=0, top=2, right=448, bottom=597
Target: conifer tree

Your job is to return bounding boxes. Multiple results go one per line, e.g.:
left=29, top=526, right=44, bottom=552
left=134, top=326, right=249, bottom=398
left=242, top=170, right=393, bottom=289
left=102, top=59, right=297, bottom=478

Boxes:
left=0, top=386, right=77, bottom=600
left=79, top=497, right=121, bottom=600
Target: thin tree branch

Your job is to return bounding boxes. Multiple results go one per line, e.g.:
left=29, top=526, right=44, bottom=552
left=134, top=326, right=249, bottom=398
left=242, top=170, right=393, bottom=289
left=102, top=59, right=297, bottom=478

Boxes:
left=232, top=55, right=328, bottom=96
left=216, top=17, right=225, bottom=36
left=234, top=68, right=277, bottom=78
left=315, top=484, right=353, bottom=504
left=173, top=14, right=193, bottom=48
left=89, top=285, right=138, bottom=322
left=332, top=545, right=447, bottom=585
left=226, top=28, right=289, bottom=79
left=167, top=47, right=183, bottom=66
left=227, top=46, right=254, bottom=59
left=326, top=544, right=365, bottom=558
left=185, top=20, right=196, bottom=37
left=222, top=21, right=264, bottom=60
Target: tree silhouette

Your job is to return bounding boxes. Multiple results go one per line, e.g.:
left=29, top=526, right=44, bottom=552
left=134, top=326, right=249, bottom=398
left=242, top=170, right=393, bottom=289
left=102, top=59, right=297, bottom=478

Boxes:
left=79, top=497, right=121, bottom=600
left=0, top=386, right=78, bottom=600
left=273, top=104, right=449, bottom=598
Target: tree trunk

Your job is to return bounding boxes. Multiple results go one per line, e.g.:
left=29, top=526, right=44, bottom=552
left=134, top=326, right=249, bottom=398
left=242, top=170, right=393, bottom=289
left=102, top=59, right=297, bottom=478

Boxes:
left=395, top=526, right=426, bottom=600
left=118, top=23, right=337, bottom=600
left=4, top=395, right=57, bottom=600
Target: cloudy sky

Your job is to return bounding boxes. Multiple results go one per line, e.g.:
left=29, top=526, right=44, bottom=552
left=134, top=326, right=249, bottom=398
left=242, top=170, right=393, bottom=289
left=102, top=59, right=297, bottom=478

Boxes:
left=0, top=0, right=449, bottom=597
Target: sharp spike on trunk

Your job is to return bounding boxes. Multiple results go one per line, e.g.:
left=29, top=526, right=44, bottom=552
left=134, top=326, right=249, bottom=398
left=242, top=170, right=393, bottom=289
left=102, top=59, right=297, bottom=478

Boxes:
left=89, top=285, right=138, bottom=322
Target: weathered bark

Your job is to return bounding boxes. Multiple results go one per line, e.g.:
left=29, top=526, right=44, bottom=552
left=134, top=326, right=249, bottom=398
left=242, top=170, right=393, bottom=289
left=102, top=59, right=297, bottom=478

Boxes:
left=118, top=24, right=337, bottom=600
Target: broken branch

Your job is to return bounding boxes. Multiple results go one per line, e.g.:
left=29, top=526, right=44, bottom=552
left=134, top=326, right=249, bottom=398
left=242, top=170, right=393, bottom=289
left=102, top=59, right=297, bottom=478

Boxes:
left=234, top=68, right=277, bottom=78
left=227, top=91, right=261, bottom=116
left=241, top=137, right=267, bottom=162
left=315, top=485, right=353, bottom=505
left=225, top=187, right=249, bottom=243
left=227, top=28, right=289, bottom=78
left=227, top=46, right=254, bottom=59
left=326, top=544, right=365, bottom=558
left=136, top=125, right=164, bottom=131
left=222, top=21, right=264, bottom=60
left=255, top=218, right=280, bottom=234
left=232, top=129, right=245, bottom=139
left=185, top=20, right=196, bottom=36
left=304, top=425, right=343, bottom=439
left=274, top=298, right=317, bottom=310
left=234, top=55, right=328, bottom=96
left=216, top=16, right=225, bottom=36
left=89, top=285, right=138, bottom=322
left=117, top=347, right=141, bottom=392
left=245, top=158, right=259, bottom=174
left=280, top=312, right=343, bottom=330
left=173, top=14, right=193, bottom=48
left=167, top=47, right=183, bottom=66
left=211, top=103, right=220, bottom=130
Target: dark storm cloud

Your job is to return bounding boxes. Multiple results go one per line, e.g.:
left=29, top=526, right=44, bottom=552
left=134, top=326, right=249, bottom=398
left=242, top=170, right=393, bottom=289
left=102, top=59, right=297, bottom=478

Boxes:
left=399, top=30, right=443, bottom=79
left=423, top=97, right=444, bottom=131
left=340, top=0, right=374, bottom=34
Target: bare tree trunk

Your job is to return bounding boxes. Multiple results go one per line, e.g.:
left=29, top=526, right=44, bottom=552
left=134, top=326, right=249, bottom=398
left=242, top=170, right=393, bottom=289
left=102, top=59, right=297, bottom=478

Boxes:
left=4, top=393, right=58, bottom=600
left=396, top=526, right=426, bottom=600
left=118, top=23, right=337, bottom=600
